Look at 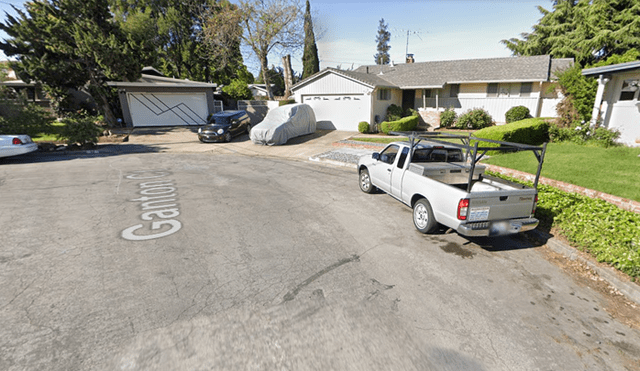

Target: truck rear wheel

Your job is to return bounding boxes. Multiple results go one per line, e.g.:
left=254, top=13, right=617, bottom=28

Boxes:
left=413, top=198, right=437, bottom=234
left=359, top=168, right=375, bottom=194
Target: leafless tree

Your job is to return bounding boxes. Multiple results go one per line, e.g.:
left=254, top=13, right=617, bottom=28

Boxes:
left=201, top=0, right=303, bottom=100
left=239, top=0, right=303, bottom=99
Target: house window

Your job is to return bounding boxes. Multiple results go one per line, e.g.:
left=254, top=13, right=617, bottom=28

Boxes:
left=487, top=83, right=498, bottom=97
left=499, top=84, right=512, bottom=97
left=520, top=82, right=532, bottom=97
left=449, top=84, right=459, bottom=98
left=378, top=88, right=391, bottom=101
left=424, top=89, right=432, bottom=98
left=620, top=79, right=639, bottom=101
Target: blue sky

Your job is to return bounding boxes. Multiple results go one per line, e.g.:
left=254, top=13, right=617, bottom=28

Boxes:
left=292, top=0, right=554, bottom=73
left=0, top=0, right=555, bottom=77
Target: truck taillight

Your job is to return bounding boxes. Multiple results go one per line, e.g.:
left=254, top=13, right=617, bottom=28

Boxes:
left=457, top=198, right=469, bottom=220
left=532, top=194, right=538, bottom=216
left=12, top=137, right=23, bottom=145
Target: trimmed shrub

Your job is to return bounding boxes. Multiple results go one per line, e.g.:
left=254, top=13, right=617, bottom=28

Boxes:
left=278, top=99, right=296, bottom=106
left=59, top=116, right=103, bottom=145
left=386, top=104, right=404, bottom=121
left=0, top=102, right=54, bottom=137
left=405, top=108, right=418, bottom=117
left=456, top=108, right=493, bottom=129
left=380, top=115, right=419, bottom=134
left=549, top=122, right=620, bottom=148
left=440, top=107, right=457, bottom=128
left=474, top=118, right=550, bottom=146
left=358, top=121, right=370, bottom=134
left=505, top=105, right=531, bottom=123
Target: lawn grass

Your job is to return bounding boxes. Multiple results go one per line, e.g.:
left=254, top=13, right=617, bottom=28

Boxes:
left=352, top=131, right=467, bottom=145
left=482, top=142, right=640, bottom=201
left=32, top=122, right=65, bottom=142
left=351, top=137, right=408, bottom=144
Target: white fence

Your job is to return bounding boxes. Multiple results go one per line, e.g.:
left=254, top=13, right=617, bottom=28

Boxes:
left=418, top=97, right=559, bottom=122
left=212, top=100, right=224, bottom=113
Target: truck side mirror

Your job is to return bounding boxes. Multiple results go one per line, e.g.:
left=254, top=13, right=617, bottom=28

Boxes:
left=372, top=152, right=380, bottom=160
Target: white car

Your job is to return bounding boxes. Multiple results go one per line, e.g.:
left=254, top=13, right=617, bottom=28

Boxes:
left=0, top=134, right=38, bottom=158
left=250, top=103, right=316, bottom=145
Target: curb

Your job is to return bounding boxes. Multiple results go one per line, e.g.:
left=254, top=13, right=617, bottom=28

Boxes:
left=537, top=230, right=640, bottom=306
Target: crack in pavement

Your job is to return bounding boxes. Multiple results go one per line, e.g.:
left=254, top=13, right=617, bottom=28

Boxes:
left=282, top=254, right=360, bottom=303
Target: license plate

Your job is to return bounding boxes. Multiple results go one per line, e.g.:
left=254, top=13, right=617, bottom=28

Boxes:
left=468, top=207, right=490, bottom=221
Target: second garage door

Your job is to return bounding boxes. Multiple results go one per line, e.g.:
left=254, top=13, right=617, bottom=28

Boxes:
left=302, top=94, right=369, bottom=131
left=127, top=92, right=209, bottom=127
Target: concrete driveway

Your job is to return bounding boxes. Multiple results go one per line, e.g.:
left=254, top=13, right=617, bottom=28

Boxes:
left=125, top=127, right=365, bottom=163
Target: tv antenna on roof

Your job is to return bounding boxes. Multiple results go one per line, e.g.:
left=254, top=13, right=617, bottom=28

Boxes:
left=392, top=28, right=424, bottom=61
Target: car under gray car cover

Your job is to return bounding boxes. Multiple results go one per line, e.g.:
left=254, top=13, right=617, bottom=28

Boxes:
left=250, top=103, right=317, bottom=145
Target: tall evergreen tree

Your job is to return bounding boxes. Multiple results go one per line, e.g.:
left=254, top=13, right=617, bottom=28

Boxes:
left=301, top=0, right=319, bottom=79
left=374, top=18, right=391, bottom=65
left=112, top=0, right=232, bottom=83
left=502, top=0, right=640, bottom=66
left=0, top=0, right=142, bottom=124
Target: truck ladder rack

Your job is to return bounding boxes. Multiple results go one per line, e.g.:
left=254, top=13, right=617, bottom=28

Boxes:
left=390, top=131, right=547, bottom=192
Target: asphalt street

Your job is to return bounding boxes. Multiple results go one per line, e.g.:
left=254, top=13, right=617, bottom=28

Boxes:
left=1, top=150, right=639, bottom=370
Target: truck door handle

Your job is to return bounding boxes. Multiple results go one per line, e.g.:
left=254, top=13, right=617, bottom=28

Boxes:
left=500, top=196, right=508, bottom=201
left=387, top=169, right=392, bottom=172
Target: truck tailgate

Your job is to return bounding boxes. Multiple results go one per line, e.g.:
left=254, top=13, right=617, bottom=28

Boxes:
left=467, top=190, right=536, bottom=222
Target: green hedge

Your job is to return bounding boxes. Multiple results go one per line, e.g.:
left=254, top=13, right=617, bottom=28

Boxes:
left=380, top=115, right=419, bottom=134
left=278, top=99, right=296, bottom=106
left=489, top=172, right=640, bottom=279
left=505, top=105, right=531, bottom=123
left=474, top=118, right=550, bottom=146
left=358, top=121, right=370, bottom=133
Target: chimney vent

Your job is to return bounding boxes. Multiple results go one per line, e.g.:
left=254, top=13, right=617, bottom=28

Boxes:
left=406, top=54, right=415, bottom=64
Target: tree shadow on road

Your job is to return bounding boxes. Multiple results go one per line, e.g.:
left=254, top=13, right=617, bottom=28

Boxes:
left=0, top=143, right=169, bottom=164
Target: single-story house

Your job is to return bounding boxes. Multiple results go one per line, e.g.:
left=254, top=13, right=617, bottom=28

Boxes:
left=582, top=61, right=640, bottom=147
left=0, top=67, right=50, bottom=108
left=248, top=84, right=275, bottom=98
left=290, top=55, right=573, bottom=131
left=108, top=67, right=222, bottom=127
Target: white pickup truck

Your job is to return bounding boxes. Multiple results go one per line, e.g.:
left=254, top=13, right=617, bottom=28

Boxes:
left=357, top=132, right=547, bottom=237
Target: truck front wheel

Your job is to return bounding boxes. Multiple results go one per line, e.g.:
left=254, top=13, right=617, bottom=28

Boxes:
left=359, top=168, right=375, bottom=194
left=413, top=198, right=437, bottom=234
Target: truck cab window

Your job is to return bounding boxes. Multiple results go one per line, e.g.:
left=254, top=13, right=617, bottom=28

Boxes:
left=397, top=147, right=410, bottom=169
left=380, top=145, right=399, bottom=164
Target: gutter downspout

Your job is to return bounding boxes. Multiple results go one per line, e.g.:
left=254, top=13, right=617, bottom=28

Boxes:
left=591, top=74, right=610, bottom=126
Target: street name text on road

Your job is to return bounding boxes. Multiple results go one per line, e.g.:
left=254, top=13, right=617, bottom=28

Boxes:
left=121, top=170, right=182, bottom=241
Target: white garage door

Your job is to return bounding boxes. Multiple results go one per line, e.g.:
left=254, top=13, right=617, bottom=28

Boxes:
left=302, top=94, right=368, bottom=131
left=127, top=92, right=209, bottom=127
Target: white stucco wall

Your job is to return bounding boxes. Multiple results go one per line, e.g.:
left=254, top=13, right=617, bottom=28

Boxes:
left=599, top=71, right=640, bottom=147
left=414, top=82, right=562, bottom=123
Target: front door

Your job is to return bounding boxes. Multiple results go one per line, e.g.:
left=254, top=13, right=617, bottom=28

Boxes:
left=402, top=89, right=416, bottom=111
